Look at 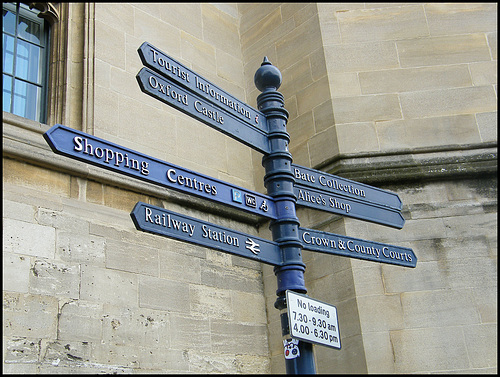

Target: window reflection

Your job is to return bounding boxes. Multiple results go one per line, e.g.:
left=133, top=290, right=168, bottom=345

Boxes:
left=2, top=2, right=48, bottom=122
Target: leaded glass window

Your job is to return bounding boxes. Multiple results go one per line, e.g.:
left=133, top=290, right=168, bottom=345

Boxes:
left=3, top=2, right=50, bottom=122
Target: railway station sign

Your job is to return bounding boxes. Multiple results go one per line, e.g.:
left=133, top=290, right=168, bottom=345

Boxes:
left=299, top=227, right=416, bottom=268
left=43, top=124, right=276, bottom=219
left=286, top=290, right=341, bottom=349
left=131, top=202, right=282, bottom=266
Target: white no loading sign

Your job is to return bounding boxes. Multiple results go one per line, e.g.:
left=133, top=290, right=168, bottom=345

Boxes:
left=286, top=291, right=341, bottom=349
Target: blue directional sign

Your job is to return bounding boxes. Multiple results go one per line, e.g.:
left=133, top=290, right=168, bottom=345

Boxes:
left=299, top=227, right=416, bottom=268
left=43, top=124, right=276, bottom=219
left=294, top=185, right=405, bottom=229
left=138, top=41, right=268, bottom=133
left=131, top=202, right=282, bottom=266
left=292, top=164, right=402, bottom=210
left=137, top=67, right=271, bottom=155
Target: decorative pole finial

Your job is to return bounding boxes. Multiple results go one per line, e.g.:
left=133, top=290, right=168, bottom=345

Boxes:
left=254, top=56, right=282, bottom=92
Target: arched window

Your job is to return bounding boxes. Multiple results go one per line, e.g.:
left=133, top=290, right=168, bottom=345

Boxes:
left=3, top=2, right=50, bottom=122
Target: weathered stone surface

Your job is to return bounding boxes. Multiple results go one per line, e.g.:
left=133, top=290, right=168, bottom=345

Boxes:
left=3, top=218, right=55, bottom=259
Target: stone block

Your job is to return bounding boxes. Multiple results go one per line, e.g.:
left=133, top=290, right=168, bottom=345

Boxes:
left=357, top=294, right=404, bottom=333
left=102, top=185, right=148, bottom=213
left=56, top=232, right=106, bottom=266
left=95, top=3, right=134, bottom=33
left=383, top=261, right=446, bottom=293
left=80, top=265, right=138, bottom=307
left=464, top=323, right=497, bottom=368
left=314, top=333, right=367, bottom=373
left=333, top=297, right=362, bottom=340
left=470, top=60, right=497, bottom=86
left=159, top=3, right=202, bottom=40
left=93, top=343, right=189, bottom=371
left=3, top=292, right=58, bottom=338
left=58, top=300, right=103, bottom=342
left=334, top=93, right=401, bottom=124
left=362, top=331, right=395, bottom=373
left=169, top=313, right=211, bottom=351
left=202, top=4, right=240, bottom=58
left=101, top=305, right=170, bottom=348
left=401, top=289, right=481, bottom=328
left=189, top=284, right=232, bottom=319
left=397, top=34, right=491, bottom=67
left=330, top=72, right=361, bottom=98
left=476, top=111, right=498, bottom=142
left=359, top=65, right=472, bottom=95
left=337, top=5, right=428, bottom=43
left=2, top=159, right=71, bottom=197
left=3, top=218, right=55, bottom=259
left=35, top=207, right=90, bottom=234
left=240, top=7, right=281, bottom=51
left=159, top=249, right=201, bottom=284
left=232, top=291, right=268, bottom=324
left=400, top=86, right=497, bottom=119
left=3, top=253, right=30, bottom=293
left=2, top=199, right=35, bottom=223
left=324, top=41, right=399, bottom=73
left=93, top=88, right=120, bottom=134
left=487, top=32, right=497, bottom=59
left=3, top=337, right=40, bottom=364
left=425, top=3, right=498, bottom=35
left=336, top=122, right=379, bottom=154
left=41, top=340, right=92, bottom=367
left=390, top=327, right=469, bottom=372
left=106, top=239, right=158, bottom=277
left=29, top=259, right=80, bottom=299
left=296, top=78, right=331, bottom=117
left=377, top=114, right=481, bottom=150
left=138, top=275, right=189, bottom=312
left=472, top=286, right=497, bottom=323
left=276, top=16, right=323, bottom=71
left=308, top=125, right=340, bottom=167
left=94, top=21, right=126, bottom=70
left=210, top=320, right=268, bottom=356
left=200, top=259, right=262, bottom=293
left=439, top=257, right=497, bottom=290
left=351, top=264, right=385, bottom=296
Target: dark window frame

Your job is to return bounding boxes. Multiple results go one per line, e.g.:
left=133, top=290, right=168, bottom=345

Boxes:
left=3, top=2, right=50, bottom=123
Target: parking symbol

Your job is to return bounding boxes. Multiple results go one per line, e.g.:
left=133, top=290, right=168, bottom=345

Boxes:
left=245, top=194, right=257, bottom=208
left=232, top=189, right=242, bottom=203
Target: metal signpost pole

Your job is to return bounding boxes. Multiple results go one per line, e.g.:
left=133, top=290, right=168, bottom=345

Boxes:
left=255, top=58, right=316, bottom=374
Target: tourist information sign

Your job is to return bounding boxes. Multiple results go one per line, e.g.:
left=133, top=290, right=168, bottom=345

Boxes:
left=299, top=227, right=417, bottom=268
left=137, top=67, right=271, bottom=155
left=43, top=124, right=276, bottom=219
left=138, top=42, right=268, bottom=133
left=286, top=290, right=341, bottom=349
left=292, top=164, right=402, bottom=210
left=294, top=185, right=405, bottom=229
left=131, top=202, right=282, bottom=266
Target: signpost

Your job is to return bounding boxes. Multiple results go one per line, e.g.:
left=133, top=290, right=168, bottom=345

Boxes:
left=131, top=202, right=282, bottom=266
left=299, top=227, right=417, bottom=268
left=43, top=42, right=419, bottom=375
left=294, top=185, right=406, bottom=229
left=137, top=42, right=268, bottom=132
left=292, top=164, right=402, bottom=210
left=286, top=291, right=340, bottom=350
left=43, top=124, right=276, bottom=219
left=137, top=67, right=271, bottom=154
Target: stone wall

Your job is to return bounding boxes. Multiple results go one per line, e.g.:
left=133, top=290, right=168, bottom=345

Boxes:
left=3, top=3, right=271, bottom=373
left=3, top=2, right=497, bottom=374
left=238, top=3, right=497, bottom=374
